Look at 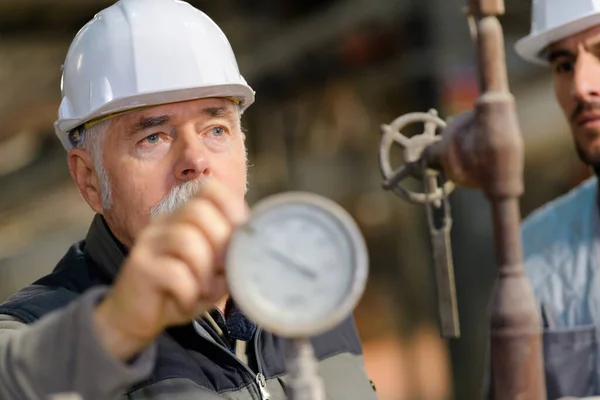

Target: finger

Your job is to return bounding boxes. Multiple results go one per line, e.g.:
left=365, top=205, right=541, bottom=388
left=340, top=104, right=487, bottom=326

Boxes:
left=194, top=180, right=249, bottom=225
left=154, top=256, right=201, bottom=317
left=172, top=199, right=234, bottom=267
left=156, top=223, right=215, bottom=288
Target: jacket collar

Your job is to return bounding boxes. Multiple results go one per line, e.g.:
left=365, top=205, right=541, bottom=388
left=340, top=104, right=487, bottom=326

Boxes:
left=85, top=213, right=128, bottom=281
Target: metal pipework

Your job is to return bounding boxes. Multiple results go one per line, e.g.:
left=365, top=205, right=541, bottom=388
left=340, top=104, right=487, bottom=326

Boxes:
left=440, top=0, right=546, bottom=396
left=379, top=0, right=547, bottom=398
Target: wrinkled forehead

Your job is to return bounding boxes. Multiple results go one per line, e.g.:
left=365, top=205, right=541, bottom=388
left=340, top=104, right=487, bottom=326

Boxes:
left=546, top=24, right=600, bottom=57
left=110, top=97, right=239, bottom=133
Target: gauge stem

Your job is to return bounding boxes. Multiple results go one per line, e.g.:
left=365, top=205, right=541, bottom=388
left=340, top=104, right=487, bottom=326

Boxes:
left=285, top=337, right=325, bottom=400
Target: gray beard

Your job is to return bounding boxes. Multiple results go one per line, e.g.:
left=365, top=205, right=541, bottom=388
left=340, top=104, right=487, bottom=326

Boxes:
left=150, top=178, right=211, bottom=217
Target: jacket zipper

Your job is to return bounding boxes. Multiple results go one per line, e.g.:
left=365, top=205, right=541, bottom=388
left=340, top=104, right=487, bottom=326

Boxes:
left=253, top=328, right=271, bottom=400
left=194, top=322, right=270, bottom=400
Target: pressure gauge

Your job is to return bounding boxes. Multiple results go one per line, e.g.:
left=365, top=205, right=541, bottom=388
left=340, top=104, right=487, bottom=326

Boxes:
left=226, top=192, right=369, bottom=338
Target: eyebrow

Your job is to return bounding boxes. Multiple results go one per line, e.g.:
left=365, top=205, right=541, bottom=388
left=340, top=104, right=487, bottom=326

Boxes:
left=127, top=114, right=172, bottom=137
left=546, top=49, right=574, bottom=63
left=586, top=35, right=600, bottom=50
left=201, top=105, right=235, bottom=119
left=125, top=105, right=236, bottom=138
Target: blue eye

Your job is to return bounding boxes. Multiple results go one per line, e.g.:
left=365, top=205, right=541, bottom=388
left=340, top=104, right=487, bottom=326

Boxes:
left=145, top=134, right=160, bottom=144
left=211, top=127, right=225, bottom=137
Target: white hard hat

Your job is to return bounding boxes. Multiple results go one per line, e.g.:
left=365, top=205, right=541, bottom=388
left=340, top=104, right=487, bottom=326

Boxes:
left=515, top=0, right=600, bottom=66
left=54, top=0, right=255, bottom=151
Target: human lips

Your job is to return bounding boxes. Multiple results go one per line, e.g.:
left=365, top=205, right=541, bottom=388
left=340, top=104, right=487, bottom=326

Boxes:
left=576, top=112, right=600, bottom=128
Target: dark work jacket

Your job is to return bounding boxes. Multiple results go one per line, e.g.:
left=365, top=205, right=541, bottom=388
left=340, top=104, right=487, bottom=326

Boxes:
left=0, top=214, right=378, bottom=399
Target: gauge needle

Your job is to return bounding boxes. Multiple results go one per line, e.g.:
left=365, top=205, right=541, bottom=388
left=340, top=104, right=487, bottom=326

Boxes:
left=265, top=247, right=318, bottom=280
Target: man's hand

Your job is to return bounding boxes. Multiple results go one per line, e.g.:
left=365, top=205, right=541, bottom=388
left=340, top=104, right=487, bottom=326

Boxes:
left=93, top=180, right=249, bottom=362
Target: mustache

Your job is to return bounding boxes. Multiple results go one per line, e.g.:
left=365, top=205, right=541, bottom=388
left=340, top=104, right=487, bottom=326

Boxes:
left=150, top=178, right=211, bottom=217
left=571, top=100, right=600, bottom=123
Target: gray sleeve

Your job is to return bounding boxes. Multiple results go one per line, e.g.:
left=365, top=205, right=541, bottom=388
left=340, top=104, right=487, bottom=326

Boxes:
left=0, top=314, right=27, bottom=332
left=0, top=286, right=156, bottom=400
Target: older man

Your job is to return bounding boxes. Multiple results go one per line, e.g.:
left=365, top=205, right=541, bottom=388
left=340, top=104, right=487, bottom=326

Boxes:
left=0, top=1, right=378, bottom=399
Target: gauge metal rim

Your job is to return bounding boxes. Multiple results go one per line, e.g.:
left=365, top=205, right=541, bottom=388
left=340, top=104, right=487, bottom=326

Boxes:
left=226, top=191, right=369, bottom=338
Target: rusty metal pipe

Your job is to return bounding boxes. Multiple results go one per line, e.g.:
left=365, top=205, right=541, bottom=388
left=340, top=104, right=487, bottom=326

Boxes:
left=472, top=4, right=546, bottom=398
left=427, top=1, right=547, bottom=398
left=488, top=198, right=546, bottom=399
left=379, top=0, right=547, bottom=396
left=490, top=198, right=522, bottom=269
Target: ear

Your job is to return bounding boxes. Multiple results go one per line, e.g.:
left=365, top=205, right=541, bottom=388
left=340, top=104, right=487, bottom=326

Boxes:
left=67, top=148, right=104, bottom=214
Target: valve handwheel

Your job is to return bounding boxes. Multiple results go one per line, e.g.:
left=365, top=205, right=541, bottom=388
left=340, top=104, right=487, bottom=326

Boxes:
left=378, top=109, right=455, bottom=205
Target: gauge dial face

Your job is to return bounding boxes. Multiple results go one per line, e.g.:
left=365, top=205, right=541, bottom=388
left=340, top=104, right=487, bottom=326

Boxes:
left=226, top=192, right=368, bottom=337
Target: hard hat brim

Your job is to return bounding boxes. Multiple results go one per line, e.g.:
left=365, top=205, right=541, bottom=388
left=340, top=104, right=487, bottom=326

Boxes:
left=515, top=12, right=600, bottom=66
left=55, top=83, right=255, bottom=151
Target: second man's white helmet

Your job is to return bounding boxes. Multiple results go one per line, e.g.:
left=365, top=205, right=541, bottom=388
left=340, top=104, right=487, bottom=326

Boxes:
left=54, top=0, right=255, bottom=151
left=515, top=0, right=600, bottom=65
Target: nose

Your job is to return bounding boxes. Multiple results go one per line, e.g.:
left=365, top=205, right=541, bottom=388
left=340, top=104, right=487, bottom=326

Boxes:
left=572, top=52, right=600, bottom=103
left=173, top=128, right=211, bottom=182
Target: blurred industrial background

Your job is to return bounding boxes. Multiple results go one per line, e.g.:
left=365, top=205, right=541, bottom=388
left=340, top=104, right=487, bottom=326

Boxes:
left=0, top=0, right=590, bottom=399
